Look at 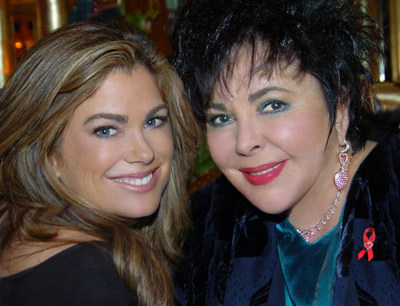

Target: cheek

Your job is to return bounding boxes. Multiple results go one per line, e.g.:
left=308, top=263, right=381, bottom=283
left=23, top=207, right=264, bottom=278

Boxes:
left=72, top=141, right=109, bottom=165
left=151, top=129, right=174, bottom=160
left=206, top=130, right=232, bottom=168
left=60, top=135, right=116, bottom=181
left=270, top=113, right=330, bottom=155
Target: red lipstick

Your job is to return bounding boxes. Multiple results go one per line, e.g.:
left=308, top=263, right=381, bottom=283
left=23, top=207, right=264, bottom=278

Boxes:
left=240, top=160, right=287, bottom=185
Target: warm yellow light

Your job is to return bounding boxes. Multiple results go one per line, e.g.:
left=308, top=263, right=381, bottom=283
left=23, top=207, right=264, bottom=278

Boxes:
left=47, top=0, right=63, bottom=31
left=15, top=41, right=23, bottom=49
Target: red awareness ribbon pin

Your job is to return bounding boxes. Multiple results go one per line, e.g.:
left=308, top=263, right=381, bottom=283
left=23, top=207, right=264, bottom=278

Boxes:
left=358, top=227, right=375, bottom=262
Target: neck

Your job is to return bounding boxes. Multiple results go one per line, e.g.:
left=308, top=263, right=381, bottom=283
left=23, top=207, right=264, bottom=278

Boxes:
left=288, top=186, right=347, bottom=243
left=288, top=140, right=377, bottom=243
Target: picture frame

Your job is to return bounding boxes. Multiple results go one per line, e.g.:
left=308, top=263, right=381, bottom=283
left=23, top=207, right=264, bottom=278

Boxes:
left=389, top=0, right=400, bottom=82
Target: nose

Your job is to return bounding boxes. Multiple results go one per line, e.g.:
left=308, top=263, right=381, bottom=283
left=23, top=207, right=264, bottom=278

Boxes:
left=124, top=132, right=155, bottom=164
left=235, top=120, right=265, bottom=156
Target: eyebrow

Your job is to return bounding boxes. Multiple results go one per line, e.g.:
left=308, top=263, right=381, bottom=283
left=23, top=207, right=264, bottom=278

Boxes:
left=208, top=103, right=227, bottom=111
left=84, top=113, right=128, bottom=125
left=83, top=104, right=167, bottom=125
left=146, top=104, right=168, bottom=120
left=248, top=86, right=290, bottom=102
left=209, top=86, right=291, bottom=111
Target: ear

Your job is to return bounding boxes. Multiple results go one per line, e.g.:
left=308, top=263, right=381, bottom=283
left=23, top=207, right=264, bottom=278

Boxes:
left=49, top=151, right=63, bottom=179
left=334, top=98, right=350, bottom=145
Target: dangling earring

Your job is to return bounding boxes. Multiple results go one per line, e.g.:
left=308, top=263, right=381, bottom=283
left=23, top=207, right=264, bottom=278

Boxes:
left=334, top=139, right=351, bottom=191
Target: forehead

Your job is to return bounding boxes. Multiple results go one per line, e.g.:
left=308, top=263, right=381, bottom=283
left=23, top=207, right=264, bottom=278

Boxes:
left=212, top=46, right=304, bottom=102
left=70, top=67, right=163, bottom=118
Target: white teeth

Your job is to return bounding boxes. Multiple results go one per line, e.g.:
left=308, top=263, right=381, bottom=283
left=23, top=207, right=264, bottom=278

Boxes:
left=250, top=163, right=281, bottom=176
left=113, top=173, right=152, bottom=186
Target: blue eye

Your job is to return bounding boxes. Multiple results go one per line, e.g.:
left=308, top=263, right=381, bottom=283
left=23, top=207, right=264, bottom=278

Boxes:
left=260, top=100, right=288, bottom=113
left=207, top=114, right=235, bottom=128
left=144, top=115, right=168, bottom=128
left=146, top=119, right=156, bottom=126
left=94, top=126, right=117, bottom=138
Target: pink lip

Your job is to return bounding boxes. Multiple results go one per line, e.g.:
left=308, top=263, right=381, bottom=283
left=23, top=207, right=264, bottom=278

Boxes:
left=109, top=167, right=159, bottom=192
left=240, top=160, right=287, bottom=185
left=109, top=167, right=158, bottom=180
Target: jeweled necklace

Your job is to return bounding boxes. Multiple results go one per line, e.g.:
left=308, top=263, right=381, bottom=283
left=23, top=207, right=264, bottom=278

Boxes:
left=296, top=190, right=341, bottom=243
left=296, top=140, right=352, bottom=243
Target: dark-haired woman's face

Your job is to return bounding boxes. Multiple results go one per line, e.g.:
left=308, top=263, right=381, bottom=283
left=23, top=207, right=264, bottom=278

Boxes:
left=206, top=53, right=348, bottom=215
left=54, top=67, right=173, bottom=218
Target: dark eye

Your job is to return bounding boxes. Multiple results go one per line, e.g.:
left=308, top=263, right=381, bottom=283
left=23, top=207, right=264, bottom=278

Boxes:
left=260, top=100, right=288, bottom=113
left=207, top=114, right=235, bottom=128
left=94, top=126, right=117, bottom=138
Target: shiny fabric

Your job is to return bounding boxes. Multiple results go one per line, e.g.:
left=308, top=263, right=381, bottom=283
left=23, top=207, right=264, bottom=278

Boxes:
left=175, top=136, right=400, bottom=305
left=276, top=217, right=342, bottom=305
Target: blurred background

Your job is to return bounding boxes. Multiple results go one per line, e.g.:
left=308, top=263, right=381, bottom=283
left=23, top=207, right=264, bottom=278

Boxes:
left=0, top=0, right=399, bottom=191
left=0, top=0, right=177, bottom=87
left=1, top=1, right=400, bottom=98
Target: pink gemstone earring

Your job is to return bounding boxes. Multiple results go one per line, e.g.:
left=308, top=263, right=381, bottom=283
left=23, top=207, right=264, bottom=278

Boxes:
left=334, top=139, right=351, bottom=191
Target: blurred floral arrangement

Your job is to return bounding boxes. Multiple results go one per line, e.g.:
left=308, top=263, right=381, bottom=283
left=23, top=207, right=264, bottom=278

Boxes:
left=124, top=9, right=159, bottom=34
left=120, top=0, right=161, bottom=34
left=68, top=0, right=160, bottom=35
left=193, top=136, right=215, bottom=176
left=189, top=135, right=220, bottom=193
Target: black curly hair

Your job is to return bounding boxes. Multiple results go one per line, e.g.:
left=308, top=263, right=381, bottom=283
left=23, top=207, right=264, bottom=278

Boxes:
left=171, top=0, right=400, bottom=152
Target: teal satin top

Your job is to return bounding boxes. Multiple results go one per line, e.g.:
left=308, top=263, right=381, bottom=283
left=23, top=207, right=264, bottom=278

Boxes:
left=276, top=210, right=343, bottom=305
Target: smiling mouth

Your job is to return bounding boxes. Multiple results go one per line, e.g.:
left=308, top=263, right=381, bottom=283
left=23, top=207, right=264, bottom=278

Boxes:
left=112, top=172, right=153, bottom=187
left=241, top=160, right=287, bottom=185
left=249, top=163, right=282, bottom=176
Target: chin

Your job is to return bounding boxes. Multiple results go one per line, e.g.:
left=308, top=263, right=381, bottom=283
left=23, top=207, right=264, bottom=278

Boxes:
left=242, top=193, right=291, bottom=215
left=107, top=201, right=159, bottom=219
left=256, top=204, right=288, bottom=215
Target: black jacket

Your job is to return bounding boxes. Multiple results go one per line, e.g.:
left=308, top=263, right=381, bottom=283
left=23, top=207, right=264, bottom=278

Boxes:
left=176, top=136, right=400, bottom=305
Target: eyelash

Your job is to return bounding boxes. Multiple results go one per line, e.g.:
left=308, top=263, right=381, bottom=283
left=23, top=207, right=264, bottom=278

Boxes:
left=206, top=100, right=288, bottom=128
left=93, top=116, right=168, bottom=138
left=144, top=115, right=168, bottom=128
left=207, top=114, right=234, bottom=128
left=259, top=100, right=288, bottom=114
left=91, top=113, right=168, bottom=140
left=94, top=126, right=118, bottom=138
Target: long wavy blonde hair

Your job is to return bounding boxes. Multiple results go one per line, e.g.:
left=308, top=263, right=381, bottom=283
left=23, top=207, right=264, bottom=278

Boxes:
left=0, top=19, right=199, bottom=305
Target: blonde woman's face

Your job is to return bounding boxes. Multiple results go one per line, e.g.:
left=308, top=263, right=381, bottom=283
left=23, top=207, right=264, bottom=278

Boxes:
left=55, top=67, right=173, bottom=218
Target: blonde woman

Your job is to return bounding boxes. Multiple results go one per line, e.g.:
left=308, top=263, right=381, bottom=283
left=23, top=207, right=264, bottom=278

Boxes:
left=0, top=19, right=198, bottom=305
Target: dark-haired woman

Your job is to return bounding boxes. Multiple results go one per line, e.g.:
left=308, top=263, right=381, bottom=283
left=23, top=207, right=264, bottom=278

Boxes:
left=171, top=0, right=400, bottom=304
